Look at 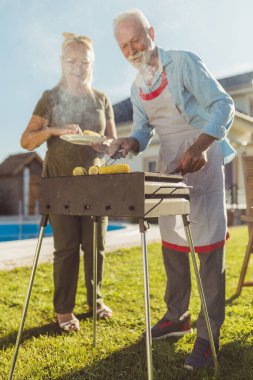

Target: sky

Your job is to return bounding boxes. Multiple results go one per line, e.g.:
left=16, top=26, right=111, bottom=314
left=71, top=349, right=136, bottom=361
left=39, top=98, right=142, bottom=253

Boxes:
left=0, top=0, right=253, bottom=162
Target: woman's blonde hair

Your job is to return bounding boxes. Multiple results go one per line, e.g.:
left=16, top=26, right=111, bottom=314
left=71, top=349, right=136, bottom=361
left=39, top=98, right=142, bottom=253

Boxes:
left=59, top=32, right=95, bottom=87
left=62, top=32, right=94, bottom=56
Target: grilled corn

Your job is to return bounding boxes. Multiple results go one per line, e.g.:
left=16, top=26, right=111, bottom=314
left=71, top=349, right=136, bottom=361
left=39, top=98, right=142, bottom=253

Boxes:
left=88, top=166, right=100, bottom=175
left=72, top=167, right=87, bottom=176
left=82, top=130, right=101, bottom=137
left=88, top=164, right=130, bottom=175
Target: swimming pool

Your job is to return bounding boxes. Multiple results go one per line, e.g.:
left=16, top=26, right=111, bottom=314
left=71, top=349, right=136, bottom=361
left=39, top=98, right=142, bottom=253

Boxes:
left=0, top=222, right=124, bottom=242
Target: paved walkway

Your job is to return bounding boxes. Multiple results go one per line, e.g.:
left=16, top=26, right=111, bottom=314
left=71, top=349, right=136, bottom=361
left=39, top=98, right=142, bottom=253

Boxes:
left=0, top=223, right=161, bottom=270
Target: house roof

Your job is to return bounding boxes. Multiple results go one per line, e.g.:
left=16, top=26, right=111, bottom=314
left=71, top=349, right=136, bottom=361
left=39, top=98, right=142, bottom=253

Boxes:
left=218, top=71, right=253, bottom=90
left=113, top=98, right=133, bottom=123
left=0, top=152, right=43, bottom=176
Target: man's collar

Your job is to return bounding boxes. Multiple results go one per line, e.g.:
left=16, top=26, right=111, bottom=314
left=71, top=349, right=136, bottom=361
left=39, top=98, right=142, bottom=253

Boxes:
left=133, top=47, right=172, bottom=86
left=157, top=47, right=172, bottom=66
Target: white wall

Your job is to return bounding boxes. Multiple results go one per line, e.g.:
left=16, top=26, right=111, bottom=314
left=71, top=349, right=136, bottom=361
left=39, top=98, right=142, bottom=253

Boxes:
left=115, top=121, right=160, bottom=172
left=233, top=94, right=250, bottom=115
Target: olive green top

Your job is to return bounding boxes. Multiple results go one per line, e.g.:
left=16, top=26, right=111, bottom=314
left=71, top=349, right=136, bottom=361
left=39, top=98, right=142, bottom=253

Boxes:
left=33, top=86, right=114, bottom=176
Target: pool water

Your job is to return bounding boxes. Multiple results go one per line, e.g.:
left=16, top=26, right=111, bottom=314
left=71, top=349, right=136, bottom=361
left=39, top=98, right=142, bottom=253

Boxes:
left=0, top=222, right=124, bottom=242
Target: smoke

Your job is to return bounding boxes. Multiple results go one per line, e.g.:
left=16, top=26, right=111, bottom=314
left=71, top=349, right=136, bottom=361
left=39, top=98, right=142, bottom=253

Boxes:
left=18, top=22, right=60, bottom=81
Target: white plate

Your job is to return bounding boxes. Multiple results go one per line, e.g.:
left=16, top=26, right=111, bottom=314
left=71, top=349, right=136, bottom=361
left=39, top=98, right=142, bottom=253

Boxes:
left=60, top=134, right=106, bottom=145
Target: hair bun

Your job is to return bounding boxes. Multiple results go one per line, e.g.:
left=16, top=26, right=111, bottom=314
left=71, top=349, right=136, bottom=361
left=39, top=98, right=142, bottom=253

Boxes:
left=62, top=32, right=92, bottom=45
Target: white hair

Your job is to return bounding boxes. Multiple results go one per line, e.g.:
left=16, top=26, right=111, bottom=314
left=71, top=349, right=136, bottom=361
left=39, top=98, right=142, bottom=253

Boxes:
left=113, top=8, right=151, bottom=34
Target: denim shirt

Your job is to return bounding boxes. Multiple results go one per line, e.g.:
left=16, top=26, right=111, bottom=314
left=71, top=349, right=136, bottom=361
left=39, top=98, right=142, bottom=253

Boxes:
left=130, top=48, right=236, bottom=164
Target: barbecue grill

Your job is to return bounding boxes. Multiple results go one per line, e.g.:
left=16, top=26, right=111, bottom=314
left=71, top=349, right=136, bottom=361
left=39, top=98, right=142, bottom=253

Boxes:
left=9, top=172, right=218, bottom=380
left=39, top=172, right=190, bottom=218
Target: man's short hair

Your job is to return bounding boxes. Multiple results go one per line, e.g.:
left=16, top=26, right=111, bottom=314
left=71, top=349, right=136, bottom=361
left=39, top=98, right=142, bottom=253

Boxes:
left=113, top=8, right=151, bottom=34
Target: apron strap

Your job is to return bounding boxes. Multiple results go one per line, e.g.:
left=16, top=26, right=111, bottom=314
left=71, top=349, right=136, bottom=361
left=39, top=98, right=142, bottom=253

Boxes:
left=139, top=69, right=168, bottom=101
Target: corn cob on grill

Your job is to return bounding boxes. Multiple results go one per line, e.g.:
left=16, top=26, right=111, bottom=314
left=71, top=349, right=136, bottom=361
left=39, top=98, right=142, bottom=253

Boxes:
left=88, top=164, right=130, bottom=175
left=72, top=167, right=87, bottom=176
left=88, top=166, right=100, bottom=175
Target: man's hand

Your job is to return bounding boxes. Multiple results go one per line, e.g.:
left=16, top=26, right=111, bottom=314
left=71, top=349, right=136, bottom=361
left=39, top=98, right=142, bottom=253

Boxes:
left=174, top=146, right=207, bottom=175
left=174, top=133, right=216, bottom=175
left=90, top=138, right=114, bottom=153
left=108, top=137, right=139, bottom=158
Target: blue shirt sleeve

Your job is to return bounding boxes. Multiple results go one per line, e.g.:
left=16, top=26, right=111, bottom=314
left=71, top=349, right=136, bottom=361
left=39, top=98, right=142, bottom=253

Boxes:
left=183, top=52, right=235, bottom=140
left=130, top=85, right=155, bottom=152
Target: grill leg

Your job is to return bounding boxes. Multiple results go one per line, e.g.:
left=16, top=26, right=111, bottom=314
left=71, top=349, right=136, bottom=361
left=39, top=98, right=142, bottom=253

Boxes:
left=182, top=214, right=218, bottom=375
left=8, top=215, right=49, bottom=380
left=92, top=216, right=98, bottom=347
left=139, top=219, right=153, bottom=380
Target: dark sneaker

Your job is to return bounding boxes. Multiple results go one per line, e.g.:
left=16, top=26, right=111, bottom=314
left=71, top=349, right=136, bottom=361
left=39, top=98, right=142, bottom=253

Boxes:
left=143, top=313, right=192, bottom=340
left=184, top=337, right=219, bottom=369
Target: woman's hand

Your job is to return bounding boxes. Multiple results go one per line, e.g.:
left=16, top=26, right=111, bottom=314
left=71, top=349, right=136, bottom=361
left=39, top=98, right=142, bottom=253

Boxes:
left=21, top=116, right=82, bottom=151
left=49, top=124, right=82, bottom=136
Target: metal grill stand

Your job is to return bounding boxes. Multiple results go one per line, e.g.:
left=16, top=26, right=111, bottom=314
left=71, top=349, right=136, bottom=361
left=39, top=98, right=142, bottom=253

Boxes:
left=92, top=216, right=98, bottom=347
left=182, top=215, right=218, bottom=375
left=8, top=173, right=218, bottom=379
left=140, top=218, right=153, bottom=380
left=91, top=218, right=155, bottom=380
left=8, top=215, right=49, bottom=380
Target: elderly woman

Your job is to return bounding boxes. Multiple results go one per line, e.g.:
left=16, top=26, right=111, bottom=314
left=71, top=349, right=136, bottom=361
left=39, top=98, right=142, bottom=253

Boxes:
left=21, top=33, right=116, bottom=332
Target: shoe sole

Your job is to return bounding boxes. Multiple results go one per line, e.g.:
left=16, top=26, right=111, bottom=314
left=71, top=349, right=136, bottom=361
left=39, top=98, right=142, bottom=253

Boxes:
left=152, top=328, right=193, bottom=340
left=184, top=363, right=214, bottom=370
left=184, top=364, right=194, bottom=370
left=145, top=329, right=193, bottom=340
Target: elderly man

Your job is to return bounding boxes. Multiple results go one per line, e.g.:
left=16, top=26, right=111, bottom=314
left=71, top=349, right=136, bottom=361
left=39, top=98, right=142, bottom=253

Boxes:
left=110, top=9, right=236, bottom=369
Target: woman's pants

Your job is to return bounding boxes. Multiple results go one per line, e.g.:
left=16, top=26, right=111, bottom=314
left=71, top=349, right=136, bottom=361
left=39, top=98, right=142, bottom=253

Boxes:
left=49, top=214, right=108, bottom=313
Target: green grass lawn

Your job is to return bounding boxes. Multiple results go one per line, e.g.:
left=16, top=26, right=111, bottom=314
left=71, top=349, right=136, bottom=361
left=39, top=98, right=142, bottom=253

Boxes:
left=0, top=226, right=253, bottom=380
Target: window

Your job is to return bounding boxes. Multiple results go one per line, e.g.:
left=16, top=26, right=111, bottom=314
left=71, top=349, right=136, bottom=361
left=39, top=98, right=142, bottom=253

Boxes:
left=147, top=160, right=156, bottom=172
left=143, top=157, right=158, bottom=172
left=249, top=97, right=253, bottom=117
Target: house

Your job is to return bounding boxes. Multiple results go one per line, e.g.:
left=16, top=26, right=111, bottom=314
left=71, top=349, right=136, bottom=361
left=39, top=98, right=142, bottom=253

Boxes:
left=0, top=152, right=43, bottom=216
left=219, top=72, right=253, bottom=206
left=113, top=71, right=253, bottom=209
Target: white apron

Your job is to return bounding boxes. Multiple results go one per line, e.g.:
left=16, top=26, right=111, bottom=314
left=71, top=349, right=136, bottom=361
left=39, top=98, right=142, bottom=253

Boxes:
left=137, top=74, right=227, bottom=253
